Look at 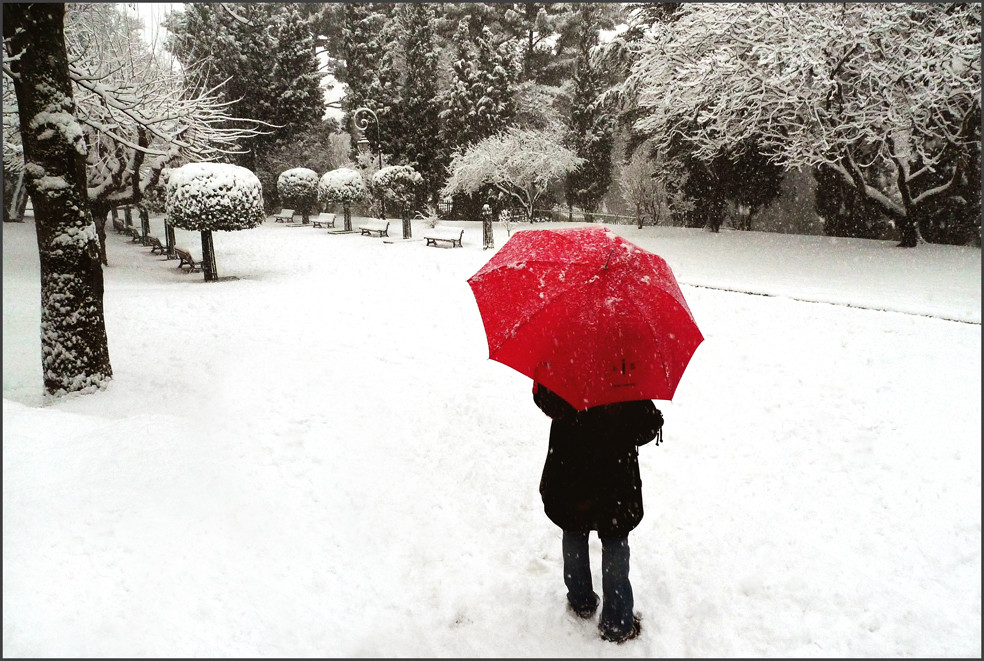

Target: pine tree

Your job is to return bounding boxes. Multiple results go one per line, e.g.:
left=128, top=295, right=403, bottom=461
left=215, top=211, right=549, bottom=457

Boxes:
left=395, top=3, right=442, bottom=205
left=340, top=4, right=400, bottom=163
left=440, top=22, right=517, bottom=158
left=270, top=5, right=325, bottom=143
left=163, top=3, right=325, bottom=171
left=564, top=4, right=615, bottom=215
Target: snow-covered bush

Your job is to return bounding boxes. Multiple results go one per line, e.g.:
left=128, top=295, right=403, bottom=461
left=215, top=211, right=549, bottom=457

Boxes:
left=165, top=162, right=265, bottom=231
left=318, top=167, right=367, bottom=231
left=317, top=168, right=367, bottom=208
left=371, top=165, right=423, bottom=214
left=276, top=167, right=319, bottom=221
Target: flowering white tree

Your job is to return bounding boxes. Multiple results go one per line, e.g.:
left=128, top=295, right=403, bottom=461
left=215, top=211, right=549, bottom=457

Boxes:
left=165, top=162, right=264, bottom=281
left=276, top=167, right=319, bottom=223
left=623, top=3, right=982, bottom=247
left=442, top=127, right=584, bottom=221
left=318, top=167, right=367, bottom=232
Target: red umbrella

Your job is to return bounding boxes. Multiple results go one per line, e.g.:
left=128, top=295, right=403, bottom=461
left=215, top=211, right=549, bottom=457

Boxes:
left=467, top=226, right=703, bottom=410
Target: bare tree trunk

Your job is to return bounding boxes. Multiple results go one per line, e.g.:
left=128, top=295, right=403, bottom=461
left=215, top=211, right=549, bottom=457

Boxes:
left=140, top=207, right=150, bottom=238
left=4, top=2, right=112, bottom=396
left=5, top=169, right=28, bottom=222
left=401, top=207, right=411, bottom=239
left=201, top=230, right=218, bottom=282
left=92, top=207, right=109, bottom=266
left=165, top=222, right=176, bottom=259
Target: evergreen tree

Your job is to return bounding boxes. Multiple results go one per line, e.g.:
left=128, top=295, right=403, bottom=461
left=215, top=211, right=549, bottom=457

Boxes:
left=564, top=4, right=615, bottom=215
left=340, top=4, right=400, bottom=164
left=163, top=3, right=325, bottom=172
left=490, top=3, right=578, bottom=84
left=270, top=5, right=325, bottom=143
left=395, top=3, right=443, bottom=205
left=714, top=141, right=784, bottom=231
left=439, top=20, right=518, bottom=218
left=440, top=21, right=517, bottom=151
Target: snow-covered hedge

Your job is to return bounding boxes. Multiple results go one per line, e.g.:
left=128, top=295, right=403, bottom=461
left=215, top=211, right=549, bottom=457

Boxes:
left=165, top=162, right=265, bottom=231
left=277, top=167, right=319, bottom=211
left=317, top=168, right=367, bottom=207
left=371, top=165, right=422, bottom=208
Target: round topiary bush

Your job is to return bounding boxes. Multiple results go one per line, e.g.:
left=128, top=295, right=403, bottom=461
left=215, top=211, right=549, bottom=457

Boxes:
left=372, top=165, right=423, bottom=238
left=166, top=162, right=265, bottom=232
left=371, top=165, right=423, bottom=213
left=277, top=167, right=319, bottom=223
left=165, top=162, right=264, bottom=281
left=318, top=168, right=367, bottom=231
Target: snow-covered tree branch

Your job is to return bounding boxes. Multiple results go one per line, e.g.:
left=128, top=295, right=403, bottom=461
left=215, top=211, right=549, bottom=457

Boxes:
left=442, top=127, right=583, bottom=221
left=623, top=3, right=981, bottom=247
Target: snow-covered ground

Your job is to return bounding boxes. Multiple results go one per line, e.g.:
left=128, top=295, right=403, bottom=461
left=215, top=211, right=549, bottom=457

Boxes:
left=3, top=215, right=981, bottom=657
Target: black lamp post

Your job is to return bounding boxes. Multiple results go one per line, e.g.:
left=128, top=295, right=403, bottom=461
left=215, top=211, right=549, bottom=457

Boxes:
left=353, top=106, right=385, bottom=220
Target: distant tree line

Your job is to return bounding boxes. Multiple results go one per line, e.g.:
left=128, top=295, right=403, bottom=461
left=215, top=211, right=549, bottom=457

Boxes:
left=4, top=2, right=979, bottom=398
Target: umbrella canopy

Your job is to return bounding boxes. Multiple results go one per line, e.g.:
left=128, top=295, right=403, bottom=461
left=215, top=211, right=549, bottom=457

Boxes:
left=467, top=226, right=703, bottom=410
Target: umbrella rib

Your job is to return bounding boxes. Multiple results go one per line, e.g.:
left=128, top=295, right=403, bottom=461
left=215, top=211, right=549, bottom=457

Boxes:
left=623, top=292, right=672, bottom=393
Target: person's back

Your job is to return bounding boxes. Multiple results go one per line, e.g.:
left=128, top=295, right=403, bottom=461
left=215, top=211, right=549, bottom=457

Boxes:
left=533, top=383, right=663, bottom=643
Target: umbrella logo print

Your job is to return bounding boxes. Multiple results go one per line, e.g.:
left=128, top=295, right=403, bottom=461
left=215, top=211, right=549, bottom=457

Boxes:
left=610, top=356, right=637, bottom=389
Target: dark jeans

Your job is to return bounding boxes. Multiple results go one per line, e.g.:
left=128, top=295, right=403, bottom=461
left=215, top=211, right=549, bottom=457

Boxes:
left=562, top=530, right=634, bottom=636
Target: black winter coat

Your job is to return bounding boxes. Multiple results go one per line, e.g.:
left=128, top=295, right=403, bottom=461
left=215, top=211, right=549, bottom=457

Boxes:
left=534, top=384, right=663, bottom=538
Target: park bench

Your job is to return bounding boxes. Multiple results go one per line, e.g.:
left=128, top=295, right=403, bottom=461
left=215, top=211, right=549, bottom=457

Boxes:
left=312, top=212, right=336, bottom=228
left=423, top=225, right=465, bottom=248
left=113, top=218, right=126, bottom=233
left=174, top=247, right=202, bottom=273
left=274, top=208, right=295, bottom=223
left=358, top=219, right=389, bottom=237
left=146, top=235, right=170, bottom=257
left=126, top=226, right=145, bottom=244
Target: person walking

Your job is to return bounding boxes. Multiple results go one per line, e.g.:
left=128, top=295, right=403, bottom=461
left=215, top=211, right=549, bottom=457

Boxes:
left=533, top=381, right=664, bottom=644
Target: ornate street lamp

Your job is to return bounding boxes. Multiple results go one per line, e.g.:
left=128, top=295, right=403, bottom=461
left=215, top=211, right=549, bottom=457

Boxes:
left=353, top=106, right=385, bottom=220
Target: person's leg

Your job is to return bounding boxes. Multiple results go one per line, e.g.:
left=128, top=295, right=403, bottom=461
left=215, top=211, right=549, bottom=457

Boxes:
left=599, top=535, right=639, bottom=641
left=561, top=530, right=599, bottom=617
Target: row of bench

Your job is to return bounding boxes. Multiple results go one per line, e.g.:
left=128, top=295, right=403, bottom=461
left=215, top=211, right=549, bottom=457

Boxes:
left=115, top=222, right=202, bottom=272
left=357, top=219, right=464, bottom=248
left=270, top=210, right=464, bottom=248
left=114, top=214, right=465, bottom=279
left=274, top=209, right=337, bottom=228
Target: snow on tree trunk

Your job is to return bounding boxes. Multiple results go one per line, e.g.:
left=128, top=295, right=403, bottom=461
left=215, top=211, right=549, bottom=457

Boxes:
left=4, top=2, right=113, bottom=397
left=5, top=169, right=28, bottom=222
